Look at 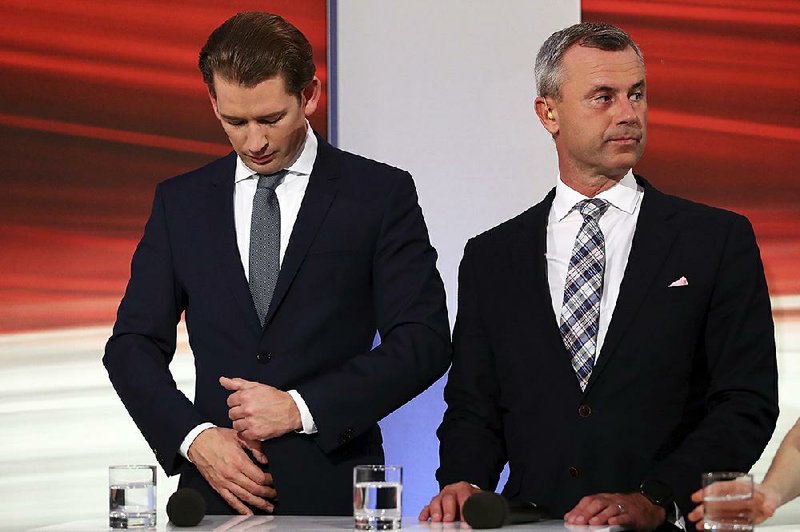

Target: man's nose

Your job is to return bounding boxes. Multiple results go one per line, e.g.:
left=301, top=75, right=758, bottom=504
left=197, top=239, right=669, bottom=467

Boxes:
left=615, top=97, right=641, bottom=125
left=246, top=125, right=268, bottom=153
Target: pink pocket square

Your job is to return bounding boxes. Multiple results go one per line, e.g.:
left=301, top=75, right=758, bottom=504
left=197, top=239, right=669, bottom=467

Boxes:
left=668, top=276, right=689, bottom=287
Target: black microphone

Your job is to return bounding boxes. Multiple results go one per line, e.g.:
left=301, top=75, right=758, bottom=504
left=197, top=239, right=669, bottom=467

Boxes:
left=167, top=487, right=206, bottom=527
left=462, top=491, right=549, bottom=529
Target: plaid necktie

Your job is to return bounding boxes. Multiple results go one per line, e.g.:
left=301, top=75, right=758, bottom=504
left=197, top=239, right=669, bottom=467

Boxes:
left=559, top=198, right=610, bottom=391
left=249, top=171, right=284, bottom=326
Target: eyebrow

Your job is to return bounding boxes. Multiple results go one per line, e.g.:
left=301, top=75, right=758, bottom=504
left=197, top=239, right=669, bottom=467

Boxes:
left=220, top=110, right=286, bottom=122
left=586, top=79, right=646, bottom=96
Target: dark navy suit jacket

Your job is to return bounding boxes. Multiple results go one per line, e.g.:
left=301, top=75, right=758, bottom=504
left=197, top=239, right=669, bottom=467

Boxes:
left=104, top=135, right=451, bottom=515
left=436, top=177, right=778, bottom=517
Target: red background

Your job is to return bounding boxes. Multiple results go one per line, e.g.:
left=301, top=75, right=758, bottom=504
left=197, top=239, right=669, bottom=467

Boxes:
left=1, top=1, right=797, bottom=332
left=583, top=0, right=800, bottom=307
left=0, top=0, right=328, bottom=331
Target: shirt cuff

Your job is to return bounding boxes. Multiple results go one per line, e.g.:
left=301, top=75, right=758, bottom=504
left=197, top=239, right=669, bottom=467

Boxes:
left=179, top=422, right=216, bottom=462
left=670, top=502, right=686, bottom=531
left=287, top=389, right=317, bottom=434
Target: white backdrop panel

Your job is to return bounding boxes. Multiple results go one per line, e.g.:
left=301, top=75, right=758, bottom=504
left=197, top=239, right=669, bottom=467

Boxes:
left=335, top=0, right=580, bottom=514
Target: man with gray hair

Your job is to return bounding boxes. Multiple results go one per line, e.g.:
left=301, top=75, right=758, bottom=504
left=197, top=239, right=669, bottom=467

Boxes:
left=421, top=22, right=777, bottom=530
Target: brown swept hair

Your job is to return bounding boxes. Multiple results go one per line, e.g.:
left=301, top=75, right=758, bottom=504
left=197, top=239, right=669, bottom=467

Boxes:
left=199, top=12, right=315, bottom=98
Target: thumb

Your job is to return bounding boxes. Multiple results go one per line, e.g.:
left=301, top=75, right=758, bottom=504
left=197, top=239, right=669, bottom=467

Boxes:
left=237, top=434, right=269, bottom=465
left=220, top=376, right=245, bottom=390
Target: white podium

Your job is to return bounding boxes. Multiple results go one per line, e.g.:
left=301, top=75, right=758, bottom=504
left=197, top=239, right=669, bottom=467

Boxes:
left=33, top=515, right=625, bottom=531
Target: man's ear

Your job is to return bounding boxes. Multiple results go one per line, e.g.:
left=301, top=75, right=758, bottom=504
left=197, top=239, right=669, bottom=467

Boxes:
left=302, top=77, right=322, bottom=117
left=534, top=96, right=558, bottom=136
left=207, top=86, right=221, bottom=120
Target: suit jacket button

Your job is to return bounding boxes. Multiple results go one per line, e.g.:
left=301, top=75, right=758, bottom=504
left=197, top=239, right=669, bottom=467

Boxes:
left=256, top=353, right=272, bottom=363
left=568, top=466, right=580, bottom=479
left=578, top=404, right=592, bottom=418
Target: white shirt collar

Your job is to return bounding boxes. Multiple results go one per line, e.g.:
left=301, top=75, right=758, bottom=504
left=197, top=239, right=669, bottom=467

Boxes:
left=552, top=170, right=642, bottom=221
left=234, top=120, right=318, bottom=184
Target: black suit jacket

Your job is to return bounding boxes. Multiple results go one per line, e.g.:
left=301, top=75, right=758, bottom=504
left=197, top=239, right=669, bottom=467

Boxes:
left=436, top=177, right=778, bottom=517
left=104, top=135, right=451, bottom=515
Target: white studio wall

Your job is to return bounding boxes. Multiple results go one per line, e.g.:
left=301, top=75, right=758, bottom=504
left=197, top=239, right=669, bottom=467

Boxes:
left=335, top=0, right=580, bottom=514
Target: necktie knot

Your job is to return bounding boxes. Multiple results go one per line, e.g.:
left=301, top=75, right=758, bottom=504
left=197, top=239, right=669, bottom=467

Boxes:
left=577, top=198, right=610, bottom=222
left=257, top=171, right=283, bottom=191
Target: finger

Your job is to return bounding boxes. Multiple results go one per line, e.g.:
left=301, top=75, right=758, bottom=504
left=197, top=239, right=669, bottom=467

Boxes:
left=227, top=471, right=274, bottom=509
left=240, top=427, right=264, bottom=442
left=441, top=493, right=458, bottom=522
left=592, top=502, right=623, bottom=525
left=236, top=434, right=268, bottom=465
left=251, top=447, right=268, bottom=465
left=232, top=419, right=248, bottom=433
left=691, top=488, right=704, bottom=502
left=565, top=496, right=603, bottom=524
left=428, top=496, right=444, bottom=522
left=226, top=479, right=273, bottom=513
left=583, top=496, right=610, bottom=518
left=229, top=405, right=244, bottom=420
left=227, top=392, right=242, bottom=408
left=218, top=486, right=253, bottom=516
left=687, top=504, right=704, bottom=522
left=220, top=376, right=241, bottom=390
left=418, top=504, right=431, bottom=521
left=239, top=457, right=272, bottom=488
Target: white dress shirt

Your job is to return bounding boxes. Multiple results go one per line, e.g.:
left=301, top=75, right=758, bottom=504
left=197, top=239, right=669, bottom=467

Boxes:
left=546, top=170, right=644, bottom=361
left=179, top=124, right=318, bottom=461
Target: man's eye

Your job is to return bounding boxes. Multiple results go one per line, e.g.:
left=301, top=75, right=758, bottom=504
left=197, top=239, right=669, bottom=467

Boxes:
left=595, top=95, right=611, bottom=103
left=227, top=120, right=245, bottom=127
left=630, top=92, right=644, bottom=101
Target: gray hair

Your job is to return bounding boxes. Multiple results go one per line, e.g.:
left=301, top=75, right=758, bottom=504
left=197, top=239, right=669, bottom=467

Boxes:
left=535, top=22, right=643, bottom=99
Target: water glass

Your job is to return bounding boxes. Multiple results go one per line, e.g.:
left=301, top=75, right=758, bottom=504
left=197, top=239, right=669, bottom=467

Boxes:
left=353, top=465, right=402, bottom=530
left=702, top=472, right=754, bottom=531
left=109, top=465, right=157, bottom=528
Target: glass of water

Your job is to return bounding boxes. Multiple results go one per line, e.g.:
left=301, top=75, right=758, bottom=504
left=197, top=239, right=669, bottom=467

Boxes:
left=353, top=465, right=402, bottom=530
left=109, top=465, right=157, bottom=528
left=702, top=472, right=754, bottom=532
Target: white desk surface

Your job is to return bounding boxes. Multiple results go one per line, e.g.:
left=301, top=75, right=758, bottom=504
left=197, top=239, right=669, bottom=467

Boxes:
left=33, top=515, right=625, bottom=531
left=33, top=515, right=800, bottom=531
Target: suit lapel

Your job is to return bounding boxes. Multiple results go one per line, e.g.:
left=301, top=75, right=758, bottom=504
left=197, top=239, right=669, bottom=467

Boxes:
left=514, top=190, right=579, bottom=380
left=208, top=152, right=263, bottom=333
left=263, top=136, right=340, bottom=326
left=585, top=177, right=679, bottom=392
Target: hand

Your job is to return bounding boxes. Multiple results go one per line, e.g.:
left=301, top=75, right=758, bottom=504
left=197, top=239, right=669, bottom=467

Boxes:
left=418, top=481, right=481, bottom=522
left=187, top=427, right=276, bottom=515
left=564, top=492, right=665, bottom=530
left=688, top=482, right=780, bottom=530
left=221, top=376, right=302, bottom=441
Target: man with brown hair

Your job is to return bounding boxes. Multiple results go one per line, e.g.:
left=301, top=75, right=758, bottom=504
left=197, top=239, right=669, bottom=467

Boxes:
left=422, top=22, right=777, bottom=530
left=104, top=12, right=450, bottom=516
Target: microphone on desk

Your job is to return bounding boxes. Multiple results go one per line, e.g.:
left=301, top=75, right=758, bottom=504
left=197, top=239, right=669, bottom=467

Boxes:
left=462, top=491, right=549, bottom=529
left=167, top=487, right=206, bottom=527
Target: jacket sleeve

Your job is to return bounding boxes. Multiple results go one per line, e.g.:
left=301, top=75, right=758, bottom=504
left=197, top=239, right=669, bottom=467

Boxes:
left=296, top=172, right=452, bottom=453
left=103, top=184, right=206, bottom=475
left=435, top=239, right=508, bottom=490
left=646, top=214, right=779, bottom=514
